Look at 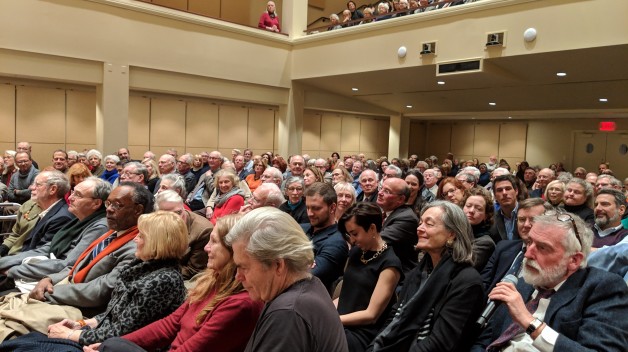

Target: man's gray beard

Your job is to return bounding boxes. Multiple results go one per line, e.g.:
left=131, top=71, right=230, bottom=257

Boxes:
left=595, top=211, right=619, bottom=229
left=522, top=257, right=568, bottom=288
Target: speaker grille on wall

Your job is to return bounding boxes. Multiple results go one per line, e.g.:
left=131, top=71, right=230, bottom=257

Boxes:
left=437, top=59, right=482, bottom=75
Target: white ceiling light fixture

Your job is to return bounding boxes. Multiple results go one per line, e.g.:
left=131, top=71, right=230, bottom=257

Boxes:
left=599, top=98, right=608, bottom=102
left=437, top=81, right=445, bottom=85
left=556, top=72, right=567, bottom=77
left=406, top=105, right=413, bottom=108
left=489, top=102, right=496, bottom=106
left=352, top=88, right=359, bottom=91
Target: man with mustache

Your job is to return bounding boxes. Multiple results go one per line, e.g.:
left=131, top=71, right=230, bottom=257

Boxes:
left=472, top=212, right=628, bottom=351
left=591, top=189, right=627, bottom=248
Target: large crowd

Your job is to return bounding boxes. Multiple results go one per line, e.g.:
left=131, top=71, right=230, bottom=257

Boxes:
left=0, top=142, right=626, bottom=351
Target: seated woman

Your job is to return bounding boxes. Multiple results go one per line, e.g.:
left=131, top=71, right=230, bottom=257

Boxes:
left=83, top=214, right=264, bottom=352
left=209, top=170, right=245, bottom=225
left=142, top=158, right=160, bottom=194
left=303, top=165, right=325, bottom=188
left=86, top=149, right=104, bottom=177
left=332, top=167, right=353, bottom=186
left=0, top=211, right=189, bottom=351
left=545, top=179, right=566, bottom=208
left=100, top=155, right=120, bottom=185
left=437, top=177, right=467, bottom=206
left=334, top=182, right=356, bottom=223
left=461, top=187, right=496, bottom=271
left=368, top=201, right=484, bottom=352
left=245, top=160, right=266, bottom=193
left=63, top=162, right=92, bottom=204
left=337, top=203, right=402, bottom=352
left=279, top=176, right=309, bottom=224
left=404, top=169, right=432, bottom=216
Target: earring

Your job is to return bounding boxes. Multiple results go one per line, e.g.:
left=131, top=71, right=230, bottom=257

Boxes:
left=446, top=239, right=454, bottom=247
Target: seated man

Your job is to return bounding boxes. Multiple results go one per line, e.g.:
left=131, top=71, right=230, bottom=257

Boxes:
left=239, top=182, right=284, bottom=214
left=0, top=178, right=110, bottom=285
left=154, top=190, right=211, bottom=279
left=0, top=200, right=41, bottom=257
left=26, top=183, right=153, bottom=315
left=301, top=182, right=348, bottom=293
left=18, top=170, right=74, bottom=253
left=588, top=235, right=628, bottom=283
left=592, top=188, right=627, bottom=247
left=472, top=212, right=628, bottom=351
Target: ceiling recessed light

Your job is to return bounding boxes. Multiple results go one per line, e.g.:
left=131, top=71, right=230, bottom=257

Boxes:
left=556, top=72, right=567, bottom=77
left=489, top=102, right=496, bottom=106
left=437, top=81, right=445, bottom=85
left=599, top=98, right=608, bottom=102
left=351, top=88, right=359, bottom=91
left=508, top=116, right=512, bottom=119
left=406, top=105, right=413, bottom=108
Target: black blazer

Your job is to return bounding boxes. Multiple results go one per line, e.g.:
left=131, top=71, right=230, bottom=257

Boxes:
left=21, top=200, right=74, bottom=252
left=472, top=267, right=628, bottom=351
left=381, top=205, right=419, bottom=275
left=489, top=211, right=520, bottom=243
left=480, top=239, right=523, bottom=294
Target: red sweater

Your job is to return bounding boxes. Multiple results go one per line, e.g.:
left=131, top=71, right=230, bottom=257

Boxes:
left=123, top=290, right=263, bottom=352
left=210, top=195, right=244, bottom=225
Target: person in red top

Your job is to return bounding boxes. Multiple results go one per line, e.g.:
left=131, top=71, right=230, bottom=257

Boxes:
left=84, top=214, right=263, bottom=352
left=208, top=170, right=245, bottom=225
left=258, top=1, right=281, bottom=33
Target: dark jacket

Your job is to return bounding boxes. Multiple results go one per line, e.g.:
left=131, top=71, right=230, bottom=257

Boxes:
left=381, top=205, right=419, bottom=275
left=21, top=200, right=74, bottom=252
left=301, top=223, right=348, bottom=293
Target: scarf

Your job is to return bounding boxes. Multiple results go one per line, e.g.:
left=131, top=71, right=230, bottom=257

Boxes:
left=100, top=169, right=119, bottom=184
left=49, top=209, right=106, bottom=258
left=286, top=198, right=303, bottom=211
left=372, top=253, right=463, bottom=351
left=214, top=187, right=245, bottom=208
left=68, top=226, right=139, bottom=283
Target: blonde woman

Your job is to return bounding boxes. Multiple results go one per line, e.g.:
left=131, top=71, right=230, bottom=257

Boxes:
left=142, top=158, right=161, bottom=193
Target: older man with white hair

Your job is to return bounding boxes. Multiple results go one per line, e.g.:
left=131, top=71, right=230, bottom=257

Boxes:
left=239, top=182, right=284, bottom=214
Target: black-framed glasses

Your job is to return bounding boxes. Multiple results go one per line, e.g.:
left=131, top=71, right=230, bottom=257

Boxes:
left=546, top=210, right=582, bottom=249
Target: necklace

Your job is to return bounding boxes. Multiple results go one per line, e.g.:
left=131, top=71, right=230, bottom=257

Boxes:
left=360, top=242, right=388, bottom=264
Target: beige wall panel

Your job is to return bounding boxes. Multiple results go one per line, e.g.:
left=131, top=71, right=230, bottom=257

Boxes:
left=16, top=86, right=65, bottom=145
left=186, top=101, right=219, bottom=149
left=359, top=119, right=378, bottom=153
left=457, top=155, right=474, bottom=163
left=221, top=0, right=251, bottom=26
left=426, top=124, right=451, bottom=161
left=189, top=0, right=221, bottom=17
left=340, top=115, right=361, bottom=152
left=302, top=112, right=321, bottom=152
left=218, top=105, right=248, bottom=150
left=152, top=0, right=188, bottom=11
left=248, top=107, right=276, bottom=152
left=0, top=143, right=15, bottom=153
left=377, top=119, right=390, bottom=157
left=473, top=123, right=500, bottom=158
left=451, top=123, right=475, bottom=157
left=499, top=123, right=527, bottom=159
left=186, top=147, right=209, bottom=157
left=605, top=133, right=628, bottom=178
left=320, top=113, right=341, bottom=152
left=67, top=144, right=97, bottom=154
left=476, top=155, right=492, bottom=165
left=66, top=90, right=96, bottom=146
left=303, top=150, right=321, bottom=159
left=0, top=85, right=15, bottom=143
left=150, top=99, right=186, bottom=147
left=31, top=143, right=66, bottom=169
left=129, top=96, right=151, bottom=147
left=408, top=122, right=427, bottom=158
left=273, top=111, right=279, bottom=155
left=151, top=146, right=185, bottom=157
left=128, top=145, right=149, bottom=158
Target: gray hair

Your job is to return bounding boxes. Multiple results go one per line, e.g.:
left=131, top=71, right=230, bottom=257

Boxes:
left=86, top=149, right=102, bottom=161
left=41, top=170, right=71, bottom=198
left=597, top=188, right=626, bottom=208
left=456, top=172, right=477, bottom=185
left=334, top=182, right=356, bottom=204
left=83, top=176, right=112, bottom=203
left=125, top=162, right=149, bottom=183
left=285, top=176, right=304, bottom=190
left=265, top=166, right=283, bottom=182
left=161, top=173, right=187, bottom=198
left=257, top=183, right=285, bottom=207
left=154, top=189, right=184, bottom=210
left=597, top=174, right=623, bottom=189
left=330, top=13, right=339, bottom=21
left=67, top=150, right=78, bottom=158
left=567, top=177, right=594, bottom=208
left=532, top=213, right=592, bottom=267
left=556, top=172, right=573, bottom=183
left=462, top=166, right=480, bottom=181
left=491, top=167, right=510, bottom=178
left=421, top=201, right=474, bottom=265
left=225, top=207, right=314, bottom=273
left=104, top=155, right=120, bottom=164
left=180, top=153, right=193, bottom=166
left=386, top=165, right=402, bottom=178
left=416, top=161, right=429, bottom=169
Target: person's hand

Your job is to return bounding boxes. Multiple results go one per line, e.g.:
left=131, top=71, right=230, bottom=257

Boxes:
left=271, top=25, right=279, bottom=32
left=531, top=181, right=540, bottom=190
left=488, top=281, right=532, bottom=328
left=83, top=343, right=101, bottom=352
left=47, top=319, right=77, bottom=339
left=239, top=203, right=253, bottom=214
left=205, top=207, right=214, bottom=220
left=29, top=277, right=53, bottom=301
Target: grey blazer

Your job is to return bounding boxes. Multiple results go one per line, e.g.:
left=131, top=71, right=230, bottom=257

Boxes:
left=6, top=218, right=108, bottom=281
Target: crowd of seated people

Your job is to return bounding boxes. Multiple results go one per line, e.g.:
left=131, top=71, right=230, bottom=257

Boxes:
left=317, top=0, right=482, bottom=33
left=0, top=142, right=626, bottom=351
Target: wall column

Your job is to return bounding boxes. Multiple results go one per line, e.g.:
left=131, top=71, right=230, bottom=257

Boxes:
left=388, top=114, right=402, bottom=159
left=96, top=62, right=129, bottom=153
left=277, top=82, right=304, bottom=157
left=283, top=0, right=308, bottom=39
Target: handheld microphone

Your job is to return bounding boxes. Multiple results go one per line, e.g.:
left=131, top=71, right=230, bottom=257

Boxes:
left=476, top=274, right=518, bottom=328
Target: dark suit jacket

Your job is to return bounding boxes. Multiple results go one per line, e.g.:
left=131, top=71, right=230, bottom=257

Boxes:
left=480, top=239, right=523, bottom=293
left=301, top=223, right=348, bottom=293
left=472, top=267, right=628, bottom=351
left=489, top=210, right=519, bottom=243
left=381, top=205, right=419, bottom=275
left=21, top=200, right=74, bottom=252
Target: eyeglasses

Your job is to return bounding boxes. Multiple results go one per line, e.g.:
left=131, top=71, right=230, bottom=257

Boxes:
left=547, top=210, right=582, bottom=250
left=105, top=200, right=126, bottom=211
left=287, top=187, right=303, bottom=192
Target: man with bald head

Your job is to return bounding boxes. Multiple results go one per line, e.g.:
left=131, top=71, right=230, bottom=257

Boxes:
left=240, top=182, right=284, bottom=214
left=357, top=169, right=378, bottom=202
left=16, top=142, right=39, bottom=169
left=530, top=167, right=555, bottom=198
left=286, top=155, right=305, bottom=179
left=377, top=177, right=419, bottom=275
left=423, top=169, right=438, bottom=196
left=8, top=151, right=39, bottom=204
left=261, top=167, right=283, bottom=188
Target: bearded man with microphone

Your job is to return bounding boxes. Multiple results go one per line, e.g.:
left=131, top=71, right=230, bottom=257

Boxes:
left=471, top=211, right=628, bottom=352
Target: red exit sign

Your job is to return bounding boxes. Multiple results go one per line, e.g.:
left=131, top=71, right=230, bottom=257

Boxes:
left=599, top=121, right=616, bottom=131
